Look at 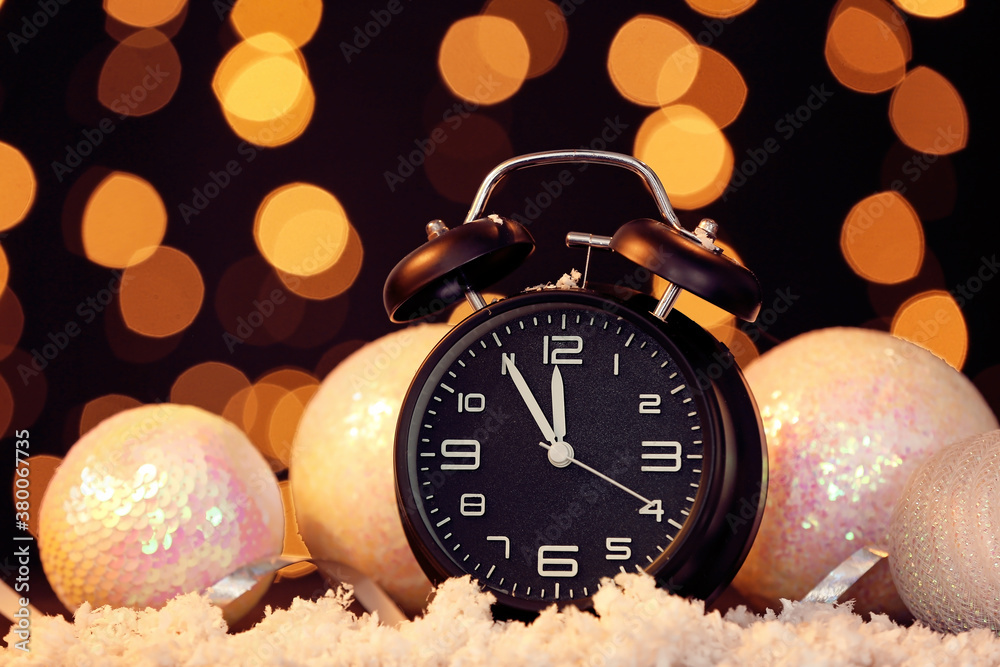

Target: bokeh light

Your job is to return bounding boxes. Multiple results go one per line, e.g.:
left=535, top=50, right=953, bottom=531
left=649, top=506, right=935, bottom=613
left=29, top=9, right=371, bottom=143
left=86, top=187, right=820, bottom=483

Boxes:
left=82, top=171, right=167, bottom=268
left=119, top=246, right=205, bottom=337
left=608, top=15, right=699, bottom=107
left=425, top=114, right=514, bottom=203
left=893, top=0, right=963, bottom=17
left=276, top=224, right=364, bottom=300
left=277, top=479, right=315, bottom=578
left=213, top=32, right=314, bottom=146
left=269, top=384, right=319, bottom=467
left=103, top=0, right=187, bottom=27
left=890, top=66, right=967, bottom=155
left=891, top=290, right=967, bottom=369
left=0, top=245, right=8, bottom=296
left=14, top=455, right=62, bottom=537
left=104, top=293, right=184, bottom=362
left=98, top=29, right=181, bottom=117
left=825, top=2, right=909, bottom=93
left=841, top=191, right=924, bottom=284
left=685, top=0, right=756, bottom=17
left=0, top=288, right=23, bottom=361
left=254, top=183, right=351, bottom=277
left=483, top=0, right=568, bottom=78
left=170, top=361, right=251, bottom=415
left=674, top=46, right=747, bottom=129
left=0, top=141, right=36, bottom=232
left=79, top=393, right=142, bottom=436
left=230, top=0, right=323, bottom=47
left=634, top=104, right=733, bottom=209
left=438, top=15, right=530, bottom=105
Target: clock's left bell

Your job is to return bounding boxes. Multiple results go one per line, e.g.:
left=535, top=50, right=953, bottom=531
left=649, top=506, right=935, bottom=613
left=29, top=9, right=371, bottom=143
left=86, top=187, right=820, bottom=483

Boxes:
left=383, top=215, right=535, bottom=323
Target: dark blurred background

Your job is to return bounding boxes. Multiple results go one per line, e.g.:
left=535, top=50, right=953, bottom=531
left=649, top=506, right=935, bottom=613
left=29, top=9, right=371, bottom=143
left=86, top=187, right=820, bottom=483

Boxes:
left=1, top=0, right=997, bottom=632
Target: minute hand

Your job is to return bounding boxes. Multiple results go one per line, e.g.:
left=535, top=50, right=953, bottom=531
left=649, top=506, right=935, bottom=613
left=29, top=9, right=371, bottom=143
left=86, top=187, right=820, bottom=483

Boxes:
left=502, top=356, right=557, bottom=444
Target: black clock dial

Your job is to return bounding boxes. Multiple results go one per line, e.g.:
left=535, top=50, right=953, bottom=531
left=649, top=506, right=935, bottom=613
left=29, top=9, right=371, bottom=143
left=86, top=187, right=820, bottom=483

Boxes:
left=396, top=290, right=722, bottom=612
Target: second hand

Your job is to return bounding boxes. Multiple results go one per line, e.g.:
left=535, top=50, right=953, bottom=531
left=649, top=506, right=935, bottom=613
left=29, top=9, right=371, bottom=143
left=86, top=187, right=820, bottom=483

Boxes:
left=537, top=440, right=654, bottom=506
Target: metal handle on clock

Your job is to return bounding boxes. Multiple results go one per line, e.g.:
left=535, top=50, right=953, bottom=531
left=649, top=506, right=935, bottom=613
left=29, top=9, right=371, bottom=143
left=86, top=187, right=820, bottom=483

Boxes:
left=463, top=150, right=702, bottom=246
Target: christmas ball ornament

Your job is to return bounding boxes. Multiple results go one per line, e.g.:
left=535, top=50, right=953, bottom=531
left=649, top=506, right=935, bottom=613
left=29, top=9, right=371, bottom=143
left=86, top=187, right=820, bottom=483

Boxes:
left=39, top=404, right=284, bottom=613
left=731, top=327, right=997, bottom=613
left=889, top=429, right=1000, bottom=633
left=290, top=323, right=450, bottom=615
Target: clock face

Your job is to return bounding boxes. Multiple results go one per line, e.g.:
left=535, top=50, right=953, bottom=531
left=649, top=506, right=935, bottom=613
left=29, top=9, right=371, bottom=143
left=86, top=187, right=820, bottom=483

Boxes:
left=396, top=290, right=718, bottom=611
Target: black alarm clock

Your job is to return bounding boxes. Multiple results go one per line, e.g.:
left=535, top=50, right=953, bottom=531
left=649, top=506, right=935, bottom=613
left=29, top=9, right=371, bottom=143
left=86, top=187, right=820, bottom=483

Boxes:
left=383, top=150, right=767, bottom=620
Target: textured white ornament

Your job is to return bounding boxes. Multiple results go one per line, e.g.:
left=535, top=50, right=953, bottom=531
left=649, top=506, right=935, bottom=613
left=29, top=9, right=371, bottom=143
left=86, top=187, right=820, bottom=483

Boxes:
left=290, top=323, right=451, bottom=614
left=889, top=429, right=1000, bottom=633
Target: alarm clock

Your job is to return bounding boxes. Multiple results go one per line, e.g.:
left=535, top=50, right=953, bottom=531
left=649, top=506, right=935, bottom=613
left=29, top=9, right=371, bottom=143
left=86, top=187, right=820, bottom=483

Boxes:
left=384, top=150, right=767, bottom=619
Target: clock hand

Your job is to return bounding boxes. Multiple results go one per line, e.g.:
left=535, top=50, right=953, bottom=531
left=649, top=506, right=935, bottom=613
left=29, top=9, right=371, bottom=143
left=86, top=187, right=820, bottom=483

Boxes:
left=502, top=355, right=557, bottom=444
left=538, top=440, right=655, bottom=507
left=551, top=366, right=566, bottom=442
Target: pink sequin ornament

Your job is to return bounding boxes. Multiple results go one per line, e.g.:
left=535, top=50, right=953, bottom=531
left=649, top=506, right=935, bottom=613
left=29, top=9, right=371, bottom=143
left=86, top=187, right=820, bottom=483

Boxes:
left=290, top=324, right=450, bottom=615
left=39, top=404, right=284, bottom=612
left=731, top=327, right=997, bottom=616
left=889, top=429, right=1000, bottom=633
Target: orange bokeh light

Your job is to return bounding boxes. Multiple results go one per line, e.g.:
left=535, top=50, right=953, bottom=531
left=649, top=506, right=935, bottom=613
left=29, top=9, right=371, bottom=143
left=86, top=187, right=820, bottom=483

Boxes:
left=483, top=0, right=568, bottom=78
left=82, top=171, right=167, bottom=269
left=0, top=246, right=8, bottom=297
left=609, top=15, right=699, bottom=107
left=230, top=0, right=323, bottom=47
left=675, top=46, right=747, bottom=129
left=170, top=361, right=252, bottom=416
left=841, top=191, right=924, bottom=285
left=0, top=141, right=36, bottom=232
left=685, top=0, right=757, bottom=17
left=98, top=29, right=181, bottom=117
left=79, top=393, right=143, bottom=436
left=825, top=3, right=909, bottom=93
left=255, top=183, right=351, bottom=278
left=0, top=375, right=12, bottom=438
left=119, top=246, right=205, bottom=337
left=893, top=0, right=963, bottom=17
left=276, top=224, right=364, bottom=300
left=891, top=290, right=967, bottom=369
left=213, top=33, right=314, bottom=146
left=890, top=66, right=967, bottom=155
left=635, top=104, right=734, bottom=209
left=438, top=15, right=531, bottom=105
left=104, top=0, right=186, bottom=27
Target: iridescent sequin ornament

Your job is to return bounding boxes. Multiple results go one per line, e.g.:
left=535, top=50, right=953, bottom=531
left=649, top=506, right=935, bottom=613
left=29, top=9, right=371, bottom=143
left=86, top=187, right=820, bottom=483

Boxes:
left=290, top=324, right=450, bottom=615
left=39, top=404, right=284, bottom=612
left=731, top=328, right=997, bottom=615
left=889, top=429, right=1000, bottom=633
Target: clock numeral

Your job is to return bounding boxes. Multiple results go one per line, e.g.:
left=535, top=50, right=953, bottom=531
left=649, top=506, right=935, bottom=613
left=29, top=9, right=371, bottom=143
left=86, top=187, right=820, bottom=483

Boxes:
left=487, top=535, right=510, bottom=559
left=460, top=493, right=486, bottom=516
left=605, top=537, right=632, bottom=560
left=542, top=335, right=583, bottom=365
left=639, top=499, right=664, bottom=522
left=641, top=441, right=682, bottom=472
left=638, top=394, right=661, bottom=414
left=537, top=545, right=579, bottom=578
left=440, top=439, right=480, bottom=470
left=457, top=392, right=485, bottom=413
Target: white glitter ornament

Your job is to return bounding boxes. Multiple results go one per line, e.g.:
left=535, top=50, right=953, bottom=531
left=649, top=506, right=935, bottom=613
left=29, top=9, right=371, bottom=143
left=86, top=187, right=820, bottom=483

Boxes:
left=290, top=323, right=451, bottom=615
left=38, top=404, right=284, bottom=613
left=889, top=429, right=1000, bottom=633
left=731, top=327, right=997, bottom=615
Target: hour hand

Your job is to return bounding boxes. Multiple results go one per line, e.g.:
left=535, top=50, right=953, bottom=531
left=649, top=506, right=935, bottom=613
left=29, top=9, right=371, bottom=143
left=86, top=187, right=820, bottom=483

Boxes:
left=502, top=355, right=556, bottom=444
